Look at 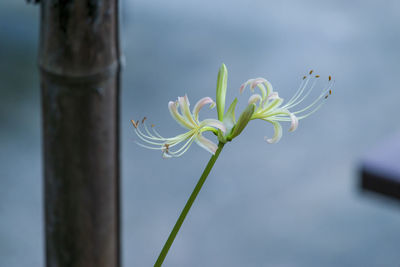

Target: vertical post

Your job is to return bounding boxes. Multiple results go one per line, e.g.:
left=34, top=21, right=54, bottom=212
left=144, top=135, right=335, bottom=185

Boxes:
left=39, top=1, right=121, bottom=266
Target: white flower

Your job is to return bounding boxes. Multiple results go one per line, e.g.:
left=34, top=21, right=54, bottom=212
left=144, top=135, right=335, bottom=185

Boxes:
left=239, top=70, right=333, bottom=143
left=132, top=95, right=226, bottom=158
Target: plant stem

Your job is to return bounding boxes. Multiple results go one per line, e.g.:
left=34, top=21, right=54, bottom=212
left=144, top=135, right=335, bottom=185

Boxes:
left=154, top=142, right=225, bottom=266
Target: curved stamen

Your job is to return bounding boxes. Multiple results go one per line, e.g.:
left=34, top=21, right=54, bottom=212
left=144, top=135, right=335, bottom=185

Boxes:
left=293, top=83, right=332, bottom=115
left=284, top=78, right=318, bottom=109
left=284, top=75, right=313, bottom=108
left=168, top=136, right=197, bottom=157
left=167, top=135, right=196, bottom=156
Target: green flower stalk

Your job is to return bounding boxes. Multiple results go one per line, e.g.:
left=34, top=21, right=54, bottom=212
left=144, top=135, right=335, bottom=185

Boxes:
left=131, top=64, right=333, bottom=266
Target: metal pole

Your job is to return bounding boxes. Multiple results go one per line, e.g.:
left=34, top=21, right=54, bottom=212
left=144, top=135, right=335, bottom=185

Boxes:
left=39, top=1, right=121, bottom=266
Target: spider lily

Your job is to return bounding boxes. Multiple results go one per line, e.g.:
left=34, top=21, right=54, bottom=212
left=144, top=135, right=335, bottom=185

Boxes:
left=131, top=95, right=226, bottom=158
left=239, top=70, right=333, bottom=143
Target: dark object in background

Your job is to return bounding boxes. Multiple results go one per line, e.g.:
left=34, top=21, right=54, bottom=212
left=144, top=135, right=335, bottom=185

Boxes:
left=38, top=1, right=121, bottom=266
left=360, top=133, right=400, bottom=202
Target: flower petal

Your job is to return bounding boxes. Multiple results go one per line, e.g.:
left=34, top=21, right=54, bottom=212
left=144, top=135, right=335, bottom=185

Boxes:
left=250, top=78, right=267, bottom=89
left=288, top=113, right=298, bottom=132
left=267, top=92, right=279, bottom=101
left=178, top=95, right=197, bottom=126
left=261, top=96, right=283, bottom=114
left=251, top=78, right=274, bottom=96
left=199, top=119, right=226, bottom=133
left=195, top=134, right=218, bottom=154
left=192, top=97, right=215, bottom=122
left=239, top=79, right=254, bottom=94
left=168, top=101, right=194, bottom=129
left=263, top=79, right=274, bottom=96
left=264, top=120, right=283, bottom=144
left=248, top=94, right=262, bottom=105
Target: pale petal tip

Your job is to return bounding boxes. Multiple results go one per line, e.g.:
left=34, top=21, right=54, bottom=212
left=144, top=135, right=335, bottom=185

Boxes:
left=250, top=78, right=267, bottom=89
left=239, top=84, right=246, bottom=94
left=288, top=113, right=299, bottom=132
left=248, top=94, right=262, bottom=105
left=264, top=136, right=276, bottom=144
left=184, top=94, right=190, bottom=106
left=168, top=101, right=176, bottom=108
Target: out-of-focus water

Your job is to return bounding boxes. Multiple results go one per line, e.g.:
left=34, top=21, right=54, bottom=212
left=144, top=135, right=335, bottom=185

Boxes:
left=1, top=0, right=400, bottom=266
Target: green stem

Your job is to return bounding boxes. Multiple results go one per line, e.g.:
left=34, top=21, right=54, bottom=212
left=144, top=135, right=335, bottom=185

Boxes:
left=154, top=142, right=225, bottom=266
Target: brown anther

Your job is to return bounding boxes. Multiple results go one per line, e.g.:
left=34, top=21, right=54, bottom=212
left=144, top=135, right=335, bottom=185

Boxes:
left=329, top=75, right=332, bottom=81
left=136, top=120, right=139, bottom=127
left=164, top=143, right=170, bottom=153
left=329, top=89, right=332, bottom=95
left=315, top=75, right=320, bottom=78
left=309, top=70, right=314, bottom=75
left=324, top=95, right=329, bottom=99
left=151, top=124, right=155, bottom=128
left=303, top=76, right=307, bottom=80
left=142, top=117, right=147, bottom=124
left=131, top=120, right=138, bottom=128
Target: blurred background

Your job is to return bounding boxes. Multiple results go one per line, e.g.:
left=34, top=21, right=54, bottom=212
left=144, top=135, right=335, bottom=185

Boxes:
left=1, top=0, right=400, bottom=266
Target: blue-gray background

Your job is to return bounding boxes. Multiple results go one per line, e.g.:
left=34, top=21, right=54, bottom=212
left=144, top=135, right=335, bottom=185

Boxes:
left=1, top=0, right=400, bottom=266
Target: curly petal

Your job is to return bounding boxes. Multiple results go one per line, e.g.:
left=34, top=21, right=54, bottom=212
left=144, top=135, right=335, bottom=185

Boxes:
left=192, top=97, right=215, bottom=122
left=168, top=101, right=194, bottom=129
left=199, top=119, right=226, bottom=134
left=263, top=120, right=283, bottom=144
left=288, top=113, right=298, bottom=132
left=178, top=95, right=197, bottom=126
left=195, top=134, right=218, bottom=154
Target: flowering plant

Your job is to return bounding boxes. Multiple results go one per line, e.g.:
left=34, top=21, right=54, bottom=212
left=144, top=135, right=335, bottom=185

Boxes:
left=132, top=64, right=333, bottom=266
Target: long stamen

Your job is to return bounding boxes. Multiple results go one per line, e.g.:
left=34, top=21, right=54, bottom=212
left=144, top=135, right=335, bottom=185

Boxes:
left=284, top=75, right=313, bottom=108
left=285, top=75, right=311, bottom=106
left=295, top=101, right=325, bottom=119
left=167, top=135, right=196, bottom=156
left=293, top=79, right=334, bottom=115
left=143, top=121, right=163, bottom=140
left=135, top=127, right=166, bottom=146
left=284, top=77, right=318, bottom=109
left=151, top=126, right=164, bottom=139
left=136, top=142, right=166, bottom=150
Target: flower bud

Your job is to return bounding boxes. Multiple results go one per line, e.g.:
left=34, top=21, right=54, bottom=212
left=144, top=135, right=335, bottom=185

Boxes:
left=216, top=63, right=228, bottom=121
left=228, top=103, right=256, bottom=141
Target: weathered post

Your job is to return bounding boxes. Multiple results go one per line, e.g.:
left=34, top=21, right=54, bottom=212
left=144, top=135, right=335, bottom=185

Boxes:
left=38, top=1, right=121, bottom=266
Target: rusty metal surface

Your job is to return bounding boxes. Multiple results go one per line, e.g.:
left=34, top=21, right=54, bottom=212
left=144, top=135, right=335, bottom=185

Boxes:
left=40, top=1, right=121, bottom=266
